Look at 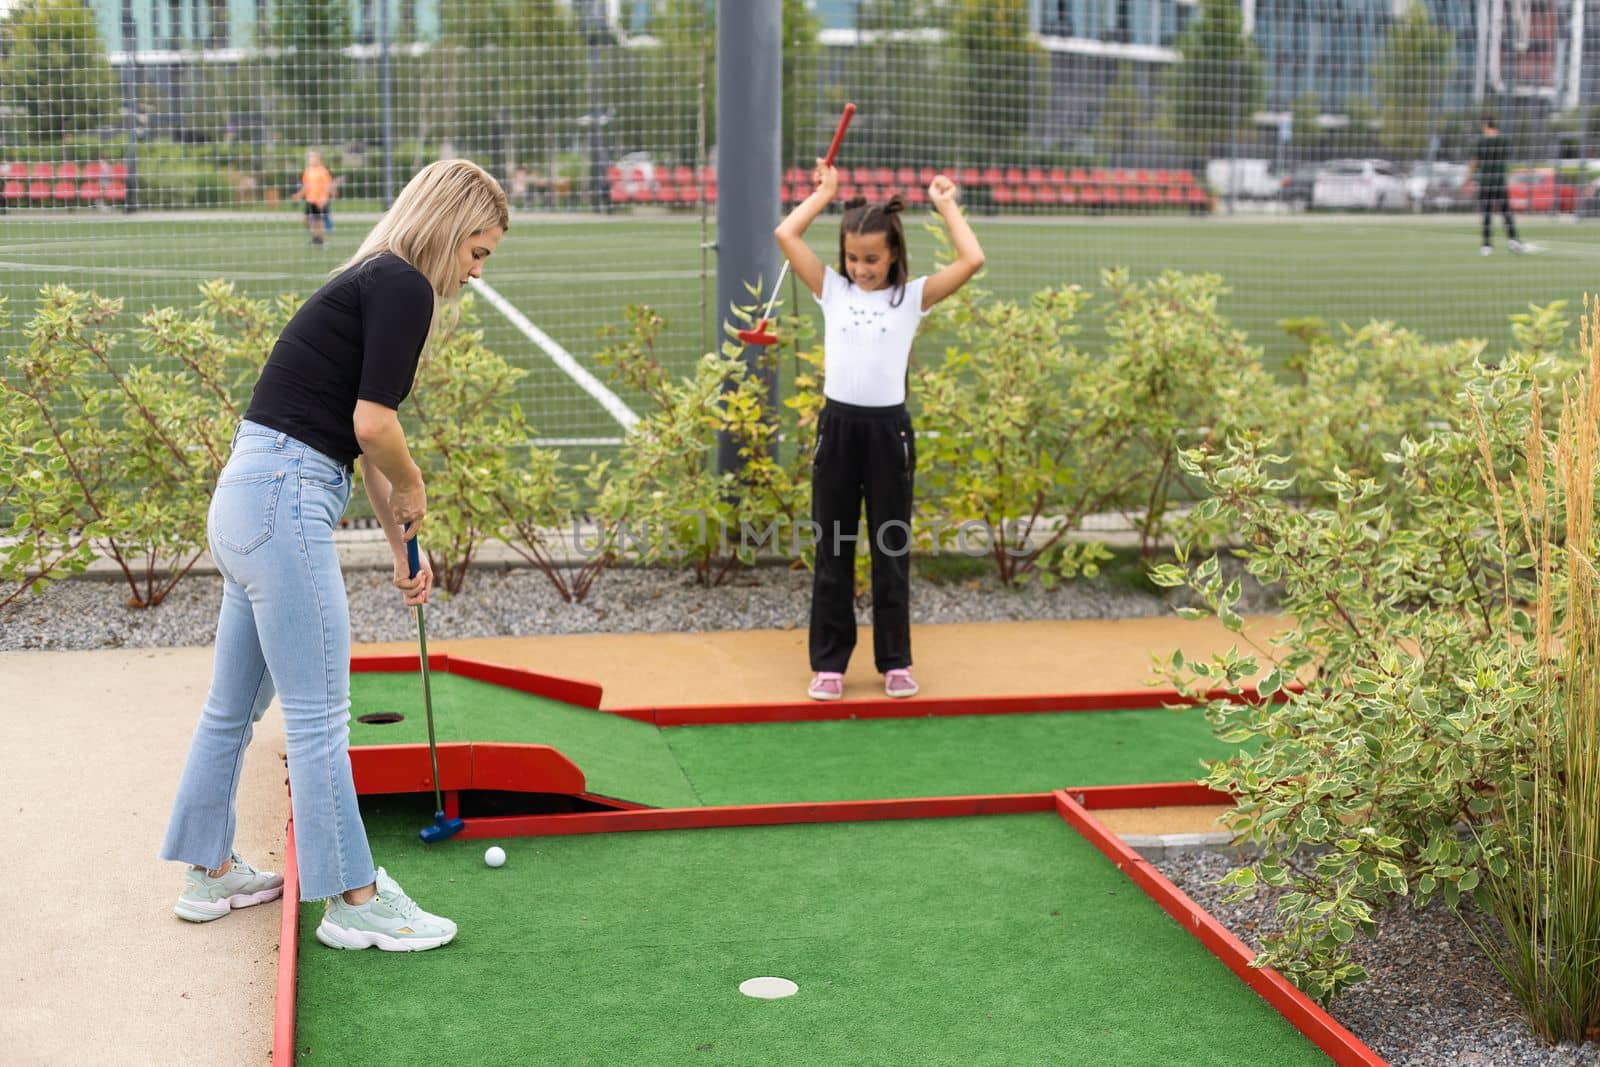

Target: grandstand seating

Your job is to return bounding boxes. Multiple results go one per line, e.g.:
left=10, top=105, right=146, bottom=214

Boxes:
left=1, top=160, right=129, bottom=206
left=609, top=161, right=1213, bottom=214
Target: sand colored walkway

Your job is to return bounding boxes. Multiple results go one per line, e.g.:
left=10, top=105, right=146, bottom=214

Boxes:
left=1, top=647, right=287, bottom=1066
left=357, top=615, right=1286, bottom=711
left=3, top=614, right=1278, bottom=1061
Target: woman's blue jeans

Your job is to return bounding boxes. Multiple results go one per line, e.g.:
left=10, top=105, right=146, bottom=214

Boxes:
left=160, top=420, right=376, bottom=901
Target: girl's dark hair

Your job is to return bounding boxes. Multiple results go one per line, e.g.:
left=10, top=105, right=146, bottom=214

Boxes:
left=838, top=194, right=909, bottom=306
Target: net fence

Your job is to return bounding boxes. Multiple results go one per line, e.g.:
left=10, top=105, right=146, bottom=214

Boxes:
left=3, top=0, right=1600, bottom=445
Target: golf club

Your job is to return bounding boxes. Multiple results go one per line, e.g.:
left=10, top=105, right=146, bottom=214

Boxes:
left=737, top=101, right=857, bottom=348
left=407, top=534, right=463, bottom=844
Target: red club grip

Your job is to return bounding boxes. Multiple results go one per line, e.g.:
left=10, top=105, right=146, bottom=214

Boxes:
left=822, top=103, right=856, bottom=166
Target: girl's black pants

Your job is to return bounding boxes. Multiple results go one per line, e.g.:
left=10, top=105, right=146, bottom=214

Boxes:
left=809, top=398, right=915, bottom=673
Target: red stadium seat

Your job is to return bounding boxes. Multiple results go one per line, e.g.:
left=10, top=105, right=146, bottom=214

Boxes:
left=606, top=165, right=622, bottom=183
left=1047, top=167, right=1068, bottom=188
left=1033, top=185, right=1058, bottom=209
left=980, top=166, right=1003, bottom=188
left=851, top=166, right=873, bottom=186
left=956, top=167, right=980, bottom=187
left=874, top=167, right=893, bottom=187
left=903, top=183, right=927, bottom=206
left=1175, top=170, right=1195, bottom=185
left=53, top=161, right=78, bottom=201
left=992, top=184, right=1015, bottom=210
left=1078, top=183, right=1102, bottom=209
left=609, top=181, right=632, bottom=205
left=918, top=167, right=937, bottom=186
left=895, top=167, right=916, bottom=189
left=1071, top=168, right=1089, bottom=184
left=1165, top=185, right=1186, bottom=207
left=28, top=162, right=51, bottom=202
left=2, top=162, right=23, bottom=202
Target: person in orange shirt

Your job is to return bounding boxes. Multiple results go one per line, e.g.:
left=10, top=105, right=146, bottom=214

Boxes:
left=292, top=150, right=335, bottom=246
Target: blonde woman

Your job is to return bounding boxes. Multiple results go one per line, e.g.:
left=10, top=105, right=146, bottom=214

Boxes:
left=161, top=160, right=508, bottom=951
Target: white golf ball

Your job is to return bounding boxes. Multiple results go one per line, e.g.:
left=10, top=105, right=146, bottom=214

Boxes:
left=484, top=845, right=506, bottom=868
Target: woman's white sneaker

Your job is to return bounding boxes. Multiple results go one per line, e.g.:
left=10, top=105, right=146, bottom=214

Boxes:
left=315, top=867, right=457, bottom=952
left=174, top=851, right=285, bottom=922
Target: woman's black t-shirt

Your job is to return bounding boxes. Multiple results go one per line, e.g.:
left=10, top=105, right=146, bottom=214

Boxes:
left=243, top=252, right=435, bottom=467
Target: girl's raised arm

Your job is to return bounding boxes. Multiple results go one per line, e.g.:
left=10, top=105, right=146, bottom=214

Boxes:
left=774, top=160, right=838, bottom=298
left=920, top=175, right=985, bottom=310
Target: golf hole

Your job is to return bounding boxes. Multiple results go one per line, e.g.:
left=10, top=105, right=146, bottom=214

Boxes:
left=356, top=711, right=406, bottom=725
left=739, top=977, right=798, bottom=1000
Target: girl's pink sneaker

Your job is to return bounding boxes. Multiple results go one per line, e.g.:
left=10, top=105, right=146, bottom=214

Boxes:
left=807, top=672, right=844, bottom=701
left=884, top=669, right=919, bottom=698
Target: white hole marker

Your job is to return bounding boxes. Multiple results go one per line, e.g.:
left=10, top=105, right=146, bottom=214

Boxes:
left=739, top=977, right=799, bottom=999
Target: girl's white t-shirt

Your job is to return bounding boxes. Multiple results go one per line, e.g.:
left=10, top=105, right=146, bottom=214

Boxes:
left=815, top=265, right=928, bottom=407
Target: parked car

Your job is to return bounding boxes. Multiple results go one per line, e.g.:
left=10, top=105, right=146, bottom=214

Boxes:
left=1311, top=159, right=1411, bottom=210
left=1405, top=162, right=1470, bottom=212
left=1506, top=167, right=1579, bottom=213
left=1279, top=163, right=1322, bottom=207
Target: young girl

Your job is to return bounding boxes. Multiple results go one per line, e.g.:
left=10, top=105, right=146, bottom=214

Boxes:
left=161, top=159, right=508, bottom=951
left=775, top=163, right=985, bottom=700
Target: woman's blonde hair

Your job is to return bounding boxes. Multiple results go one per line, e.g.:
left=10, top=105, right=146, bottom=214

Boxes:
left=339, top=159, right=509, bottom=299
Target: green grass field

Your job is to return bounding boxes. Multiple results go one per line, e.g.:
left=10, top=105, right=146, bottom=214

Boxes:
left=3, top=208, right=1597, bottom=443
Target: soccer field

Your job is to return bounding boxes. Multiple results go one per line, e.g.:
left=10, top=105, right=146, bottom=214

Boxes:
left=3, top=209, right=1597, bottom=443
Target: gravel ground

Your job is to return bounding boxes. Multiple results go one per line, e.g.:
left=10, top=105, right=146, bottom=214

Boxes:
left=0, top=558, right=1244, bottom=652
left=5, top=560, right=1595, bottom=1064
left=1157, top=852, right=1599, bottom=1067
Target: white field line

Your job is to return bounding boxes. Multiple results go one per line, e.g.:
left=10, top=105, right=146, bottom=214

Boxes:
left=469, top=277, right=639, bottom=431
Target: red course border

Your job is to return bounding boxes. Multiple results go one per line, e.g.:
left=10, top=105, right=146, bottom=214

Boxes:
left=273, top=779, right=1384, bottom=1066
left=276, top=661, right=1373, bottom=1065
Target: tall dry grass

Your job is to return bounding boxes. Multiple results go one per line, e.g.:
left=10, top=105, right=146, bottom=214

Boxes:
left=1471, top=299, right=1600, bottom=1044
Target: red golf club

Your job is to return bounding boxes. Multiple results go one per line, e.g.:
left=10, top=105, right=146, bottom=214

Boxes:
left=737, top=102, right=856, bottom=347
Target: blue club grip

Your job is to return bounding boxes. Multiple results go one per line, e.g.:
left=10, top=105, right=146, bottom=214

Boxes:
left=405, top=529, right=421, bottom=579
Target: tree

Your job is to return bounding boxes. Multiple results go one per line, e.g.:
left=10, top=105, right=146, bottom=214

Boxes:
left=1096, top=64, right=1145, bottom=166
left=266, top=0, right=351, bottom=147
left=612, top=0, right=714, bottom=163
left=951, top=0, right=1037, bottom=164
left=1162, top=0, right=1264, bottom=161
left=781, top=0, right=820, bottom=166
left=0, top=0, right=116, bottom=145
left=1375, top=4, right=1454, bottom=159
left=436, top=0, right=584, bottom=175
left=1290, top=89, right=1323, bottom=157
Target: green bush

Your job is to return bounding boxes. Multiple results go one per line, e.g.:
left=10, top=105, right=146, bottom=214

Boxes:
left=1151, top=324, right=1584, bottom=1004
left=913, top=264, right=1275, bottom=586
left=404, top=299, right=570, bottom=596
left=0, top=283, right=267, bottom=607
left=587, top=305, right=810, bottom=586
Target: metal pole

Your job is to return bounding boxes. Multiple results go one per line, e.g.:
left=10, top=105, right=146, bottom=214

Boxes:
left=1227, top=59, right=1240, bottom=214
left=583, top=1, right=608, bottom=214
left=121, top=0, right=140, bottom=214
left=715, top=0, right=782, bottom=475
left=379, top=0, right=393, bottom=205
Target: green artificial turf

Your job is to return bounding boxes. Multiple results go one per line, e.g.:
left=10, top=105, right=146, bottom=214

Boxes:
left=666, top=708, right=1225, bottom=805
left=348, top=672, right=702, bottom=808
left=294, top=799, right=1330, bottom=1066
left=347, top=671, right=1232, bottom=807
